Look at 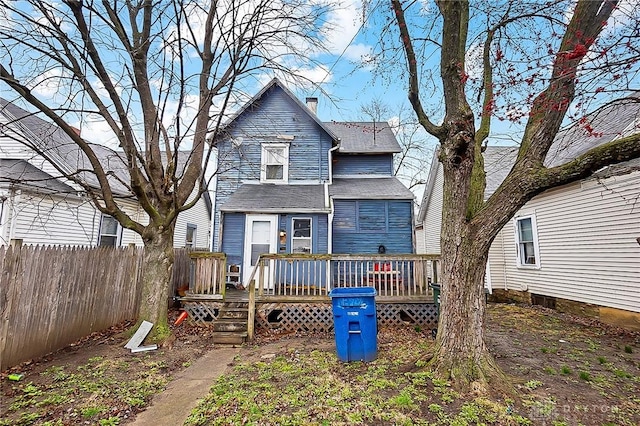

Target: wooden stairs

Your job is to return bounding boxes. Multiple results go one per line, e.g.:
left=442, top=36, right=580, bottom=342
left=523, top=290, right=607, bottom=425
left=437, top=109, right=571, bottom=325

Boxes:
left=211, top=300, right=249, bottom=345
left=211, top=288, right=249, bottom=345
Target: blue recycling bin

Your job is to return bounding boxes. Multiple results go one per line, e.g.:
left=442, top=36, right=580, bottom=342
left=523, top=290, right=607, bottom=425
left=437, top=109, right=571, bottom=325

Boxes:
left=329, top=287, right=377, bottom=362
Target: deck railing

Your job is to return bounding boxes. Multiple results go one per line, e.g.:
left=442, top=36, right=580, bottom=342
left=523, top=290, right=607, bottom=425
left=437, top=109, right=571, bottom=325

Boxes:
left=249, top=253, right=441, bottom=299
left=187, top=252, right=227, bottom=298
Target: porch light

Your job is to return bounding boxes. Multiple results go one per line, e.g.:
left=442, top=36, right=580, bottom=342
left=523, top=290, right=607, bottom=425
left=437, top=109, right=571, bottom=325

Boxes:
left=279, top=229, right=287, bottom=245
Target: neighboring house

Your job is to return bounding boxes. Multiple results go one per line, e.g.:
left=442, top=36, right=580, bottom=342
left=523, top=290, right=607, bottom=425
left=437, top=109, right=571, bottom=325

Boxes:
left=0, top=97, right=211, bottom=248
left=212, top=79, right=415, bottom=285
left=417, top=96, right=640, bottom=328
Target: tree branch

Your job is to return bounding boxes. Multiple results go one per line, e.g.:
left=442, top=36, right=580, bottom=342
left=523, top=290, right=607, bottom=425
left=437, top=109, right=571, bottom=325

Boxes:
left=391, top=0, right=445, bottom=139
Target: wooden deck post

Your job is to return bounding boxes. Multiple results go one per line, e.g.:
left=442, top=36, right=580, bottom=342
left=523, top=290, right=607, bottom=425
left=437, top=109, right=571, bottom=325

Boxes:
left=247, top=279, right=256, bottom=341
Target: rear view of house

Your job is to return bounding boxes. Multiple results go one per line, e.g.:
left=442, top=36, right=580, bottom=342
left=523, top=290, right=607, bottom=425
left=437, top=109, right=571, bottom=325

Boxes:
left=212, top=79, right=415, bottom=286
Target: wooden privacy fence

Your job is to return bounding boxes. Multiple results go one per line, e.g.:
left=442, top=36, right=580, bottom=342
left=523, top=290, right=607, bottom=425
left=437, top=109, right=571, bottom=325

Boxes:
left=0, top=244, right=196, bottom=371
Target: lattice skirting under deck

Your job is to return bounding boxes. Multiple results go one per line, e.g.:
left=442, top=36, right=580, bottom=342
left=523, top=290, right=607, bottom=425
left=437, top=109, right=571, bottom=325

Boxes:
left=256, top=302, right=438, bottom=334
left=182, top=301, right=223, bottom=323
left=180, top=301, right=438, bottom=330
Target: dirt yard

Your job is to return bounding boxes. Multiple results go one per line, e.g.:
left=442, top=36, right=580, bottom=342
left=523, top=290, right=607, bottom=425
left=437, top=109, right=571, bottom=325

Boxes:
left=1, top=303, right=639, bottom=425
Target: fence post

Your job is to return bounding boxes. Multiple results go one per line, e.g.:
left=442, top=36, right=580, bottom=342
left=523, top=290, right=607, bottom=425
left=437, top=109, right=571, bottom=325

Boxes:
left=0, top=239, right=23, bottom=370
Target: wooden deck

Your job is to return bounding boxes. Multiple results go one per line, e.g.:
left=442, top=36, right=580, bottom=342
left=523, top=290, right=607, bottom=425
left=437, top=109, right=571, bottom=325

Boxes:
left=180, top=253, right=441, bottom=339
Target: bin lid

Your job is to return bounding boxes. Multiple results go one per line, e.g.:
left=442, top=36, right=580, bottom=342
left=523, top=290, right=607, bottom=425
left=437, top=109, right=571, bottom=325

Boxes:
left=329, top=287, right=377, bottom=298
left=429, top=282, right=441, bottom=290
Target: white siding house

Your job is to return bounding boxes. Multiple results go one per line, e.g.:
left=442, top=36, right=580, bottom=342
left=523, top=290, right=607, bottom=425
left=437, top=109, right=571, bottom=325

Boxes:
left=492, top=168, right=640, bottom=314
left=0, top=97, right=211, bottom=248
left=416, top=157, right=444, bottom=255
left=416, top=95, right=640, bottom=328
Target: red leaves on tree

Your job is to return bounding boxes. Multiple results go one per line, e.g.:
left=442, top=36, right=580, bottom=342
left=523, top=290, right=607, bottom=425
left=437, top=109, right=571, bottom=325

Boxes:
left=565, top=43, right=587, bottom=60
left=578, top=116, right=603, bottom=137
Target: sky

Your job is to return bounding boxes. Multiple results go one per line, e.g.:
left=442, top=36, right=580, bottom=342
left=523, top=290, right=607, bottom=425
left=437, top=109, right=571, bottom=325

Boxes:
left=0, top=0, right=437, bottom=200
left=2, top=0, right=638, bottom=203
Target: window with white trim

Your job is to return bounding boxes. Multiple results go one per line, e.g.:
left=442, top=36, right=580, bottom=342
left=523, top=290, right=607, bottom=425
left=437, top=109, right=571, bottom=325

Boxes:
left=185, top=224, right=197, bottom=248
left=99, top=214, right=121, bottom=247
left=261, top=143, right=289, bottom=183
left=515, top=215, right=540, bottom=267
left=291, top=218, right=311, bottom=254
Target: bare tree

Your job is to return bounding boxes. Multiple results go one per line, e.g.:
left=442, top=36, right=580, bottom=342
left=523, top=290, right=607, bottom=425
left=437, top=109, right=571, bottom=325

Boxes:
left=0, top=0, right=330, bottom=341
left=387, top=0, right=640, bottom=393
left=360, top=99, right=434, bottom=195
left=389, top=105, right=434, bottom=194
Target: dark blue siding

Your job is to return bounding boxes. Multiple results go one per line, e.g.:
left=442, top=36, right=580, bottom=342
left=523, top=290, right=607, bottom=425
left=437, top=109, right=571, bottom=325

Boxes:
left=221, top=213, right=245, bottom=268
left=333, top=154, right=393, bottom=176
left=359, top=201, right=387, bottom=231
left=213, top=85, right=333, bottom=248
left=332, top=200, right=413, bottom=254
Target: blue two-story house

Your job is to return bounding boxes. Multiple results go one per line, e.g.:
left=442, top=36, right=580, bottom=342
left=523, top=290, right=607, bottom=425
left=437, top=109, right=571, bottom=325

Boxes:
left=212, top=79, right=415, bottom=286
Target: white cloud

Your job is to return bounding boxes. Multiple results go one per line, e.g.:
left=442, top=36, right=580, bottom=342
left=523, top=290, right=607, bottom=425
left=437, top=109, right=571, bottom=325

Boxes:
left=465, top=42, right=484, bottom=81
left=30, top=68, right=69, bottom=100
left=74, top=118, right=120, bottom=149
left=321, top=1, right=372, bottom=61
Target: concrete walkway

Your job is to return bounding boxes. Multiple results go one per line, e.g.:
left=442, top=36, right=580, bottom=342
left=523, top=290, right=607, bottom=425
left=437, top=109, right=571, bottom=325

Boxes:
left=130, top=346, right=240, bottom=426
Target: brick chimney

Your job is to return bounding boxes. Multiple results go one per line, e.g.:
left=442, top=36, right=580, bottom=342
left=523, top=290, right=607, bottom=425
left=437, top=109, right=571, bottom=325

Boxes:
left=306, top=97, right=318, bottom=114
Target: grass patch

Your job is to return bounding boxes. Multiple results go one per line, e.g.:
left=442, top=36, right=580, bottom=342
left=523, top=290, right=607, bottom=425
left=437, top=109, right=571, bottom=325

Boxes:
left=2, top=356, right=169, bottom=425
left=579, top=371, right=592, bottom=381
left=184, top=337, right=526, bottom=426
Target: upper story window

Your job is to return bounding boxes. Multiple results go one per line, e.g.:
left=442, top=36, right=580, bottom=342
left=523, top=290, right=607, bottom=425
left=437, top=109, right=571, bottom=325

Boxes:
left=292, top=218, right=311, bottom=254
left=185, top=224, right=197, bottom=248
left=99, top=214, right=121, bottom=247
left=261, top=143, right=289, bottom=183
left=515, top=214, right=540, bottom=268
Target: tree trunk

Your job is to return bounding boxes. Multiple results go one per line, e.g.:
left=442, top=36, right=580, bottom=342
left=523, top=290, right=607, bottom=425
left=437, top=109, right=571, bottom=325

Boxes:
left=432, top=159, right=511, bottom=394
left=137, top=225, right=175, bottom=343
left=430, top=118, right=511, bottom=393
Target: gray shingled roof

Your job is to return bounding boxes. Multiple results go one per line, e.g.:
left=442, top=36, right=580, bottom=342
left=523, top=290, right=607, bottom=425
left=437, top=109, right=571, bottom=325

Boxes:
left=0, top=98, right=211, bottom=205
left=546, top=96, right=640, bottom=167
left=484, top=146, right=518, bottom=198
left=0, top=159, right=75, bottom=194
left=330, top=177, right=414, bottom=200
left=220, top=184, right=328, bottom=213
left=418, top=95, right=640, bottom=223
left=323, top=122, right=401, bottom=154
left=1, top=98, right=133, bottom=197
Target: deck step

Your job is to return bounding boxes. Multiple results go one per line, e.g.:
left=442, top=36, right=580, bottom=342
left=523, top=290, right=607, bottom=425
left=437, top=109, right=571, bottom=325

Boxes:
left=212, top=319, right=247, bottom=332
left=212, top=331, right=247, bottom=345
left=219, top=309, right=248, bottom=320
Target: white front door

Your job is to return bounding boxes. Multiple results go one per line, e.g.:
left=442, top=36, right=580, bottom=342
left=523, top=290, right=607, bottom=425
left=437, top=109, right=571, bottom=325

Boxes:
left=243, top=215, right=278, bottom=288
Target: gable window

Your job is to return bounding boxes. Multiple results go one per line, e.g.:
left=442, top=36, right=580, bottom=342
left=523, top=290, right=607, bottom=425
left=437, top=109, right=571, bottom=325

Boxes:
left=261, top=143, right=289, bottom=183
left=515, top=215, right=540, bottom=268
left=292, top=218, right=312, bottom=254
left=99, top=214, right=121, bottom=247
left=185, top=224, right=197, bottom=248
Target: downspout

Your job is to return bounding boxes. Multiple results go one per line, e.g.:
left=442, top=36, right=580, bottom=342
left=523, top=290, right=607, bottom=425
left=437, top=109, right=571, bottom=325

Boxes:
left=0, top=194, right=5, bottom=244
left=209, top=192, right=216, bottom=252
left=501, top=229, right=508, bottom=290
left=328, top=145, right=339, bottom=185
left=327, top=144, right=339, bottom=254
